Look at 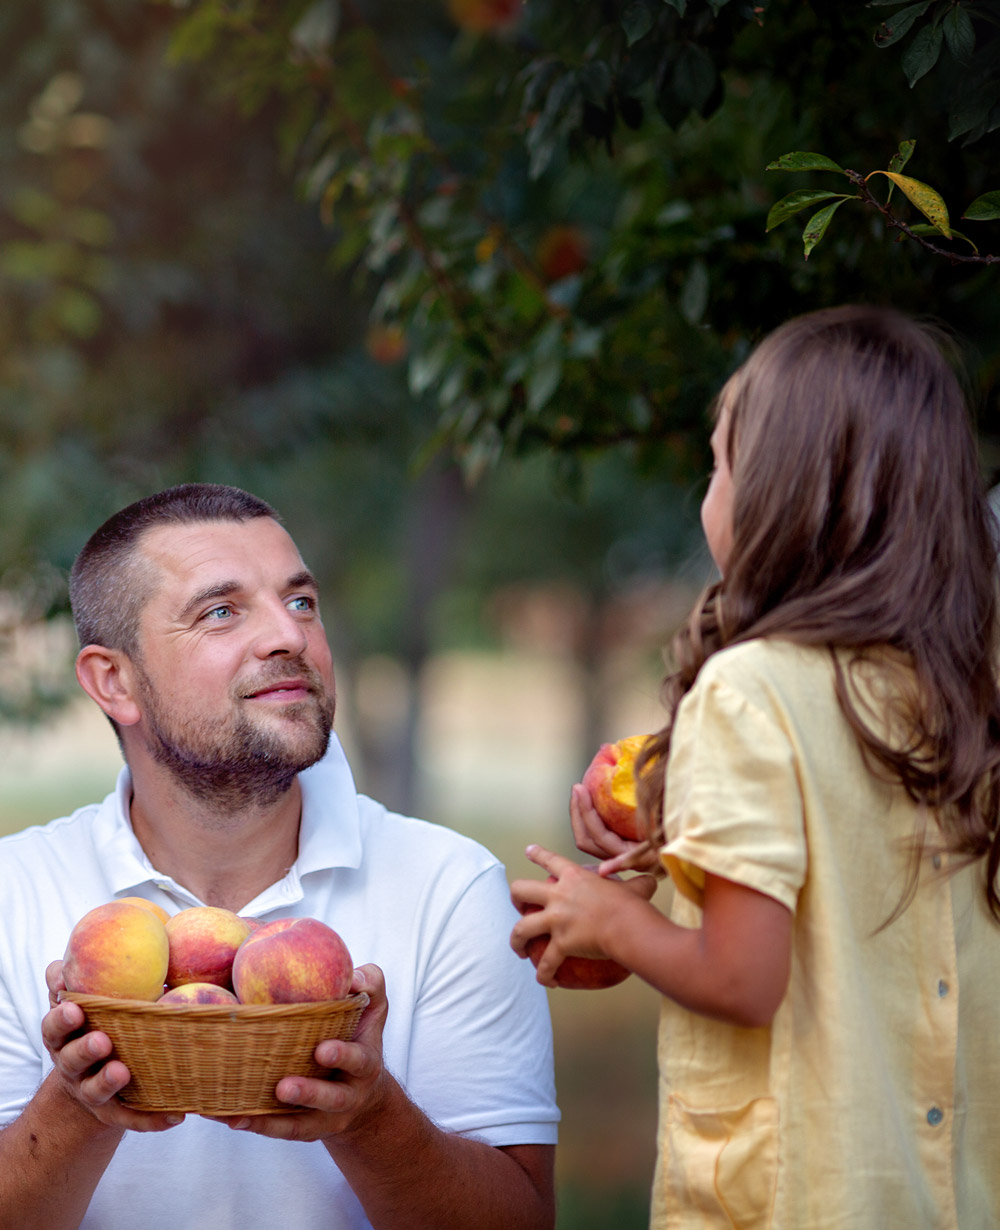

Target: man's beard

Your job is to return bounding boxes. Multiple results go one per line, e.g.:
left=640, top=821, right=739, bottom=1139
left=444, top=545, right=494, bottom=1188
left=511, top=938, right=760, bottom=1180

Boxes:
left=135, top=658, right=335, bottom=812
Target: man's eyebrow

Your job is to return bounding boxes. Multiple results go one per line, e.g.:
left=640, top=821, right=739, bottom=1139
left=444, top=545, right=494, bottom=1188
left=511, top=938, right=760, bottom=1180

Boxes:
left=288, top=570, right=319, bottom=593
left=174, top=582, right=241, bottom=624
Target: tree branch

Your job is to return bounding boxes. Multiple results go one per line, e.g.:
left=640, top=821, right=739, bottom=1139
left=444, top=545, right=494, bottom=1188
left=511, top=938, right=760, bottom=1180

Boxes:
left=844, top=170, right=999, bottom=265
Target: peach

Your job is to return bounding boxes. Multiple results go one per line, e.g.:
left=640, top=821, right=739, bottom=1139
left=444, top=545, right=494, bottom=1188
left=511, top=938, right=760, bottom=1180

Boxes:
left=232, top=917, right=354, bottom=1004
left=63, top=901, right=169, bottom=1001
left=521, top=877, right=630, bottom=991
left=537, top=225, right=589, bottom=283
left=164, top=906, right=251, bottom=989
left=525, top=934, right=630, bottom=991
left=158, top=982, right=240, bottom=1006
left=117, top=896, right=170, bottom=926
left=581, top=734, right=653, bottom=843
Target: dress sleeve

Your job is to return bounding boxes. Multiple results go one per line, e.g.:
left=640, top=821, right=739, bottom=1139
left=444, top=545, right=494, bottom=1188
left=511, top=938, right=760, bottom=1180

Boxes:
left=661, top=670, right=807, bottom=914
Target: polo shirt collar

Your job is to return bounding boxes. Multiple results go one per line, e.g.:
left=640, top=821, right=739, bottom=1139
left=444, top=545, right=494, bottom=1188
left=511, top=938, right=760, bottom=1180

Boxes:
left=96, top=734, right=363, bottom=903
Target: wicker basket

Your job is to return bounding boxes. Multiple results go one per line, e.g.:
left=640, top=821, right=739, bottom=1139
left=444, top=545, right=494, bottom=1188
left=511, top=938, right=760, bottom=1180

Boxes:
left=61, top=990, right=369, bottom=1115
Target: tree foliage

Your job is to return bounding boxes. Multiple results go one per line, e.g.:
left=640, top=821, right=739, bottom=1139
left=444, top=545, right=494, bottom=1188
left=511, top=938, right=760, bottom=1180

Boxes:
left=159, top=0, right=1000, bottom=480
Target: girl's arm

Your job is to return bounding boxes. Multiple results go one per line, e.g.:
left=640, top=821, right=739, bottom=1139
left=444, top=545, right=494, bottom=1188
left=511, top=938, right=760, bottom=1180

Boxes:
left=510, top=846, right=792, bottom=1029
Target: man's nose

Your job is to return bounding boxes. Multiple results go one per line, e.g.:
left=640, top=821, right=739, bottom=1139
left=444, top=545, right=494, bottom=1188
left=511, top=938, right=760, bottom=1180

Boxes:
left=252, top=601, right=309, bottom=658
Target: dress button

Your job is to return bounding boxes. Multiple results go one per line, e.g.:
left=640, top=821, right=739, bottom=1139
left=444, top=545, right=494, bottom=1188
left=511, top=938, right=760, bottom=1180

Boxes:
left=937, top=979, right=949, bottom=997
left=927, top=1106, right=944, bottom=1126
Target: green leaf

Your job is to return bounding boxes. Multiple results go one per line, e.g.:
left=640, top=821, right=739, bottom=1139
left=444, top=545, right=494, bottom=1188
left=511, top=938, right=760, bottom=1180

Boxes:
left=526, top=357, right=563, bottom=414
left=672, top=44, right=717, bottom=117
left=290, top=1, right=340, bottom=61
left=887, top=139, right=916, bottom=174
left=802, top=198, right=849, bottom=259
left=166, top=2, right=225, bottom=64
left=679, top=259, right=709, bottom=326
left=766, top=151, right=845, bottom=174
left=870, top=171, right=951, bottom=237
left=766, top=189, right=847, bottom=231
left=662, top=0, right=687, bottom=13
left=963, top=191, right=1000, bottom=222
left=622, top=2, right=654, bottom=46
left=907, top=224, right=979, bottom=253
left=942, top=7, right=975, bottom=63
left=902, top=24, right=943, bottom=86
left=872, top=2, right=932, bottom=49
left=949, top=90, right=994, bottom=142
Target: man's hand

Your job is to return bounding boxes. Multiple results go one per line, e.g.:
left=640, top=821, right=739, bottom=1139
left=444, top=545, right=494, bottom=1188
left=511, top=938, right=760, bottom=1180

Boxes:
left=211, top=964, right=390, bottom=1142
left=42, top=961, right=184, bottom=1134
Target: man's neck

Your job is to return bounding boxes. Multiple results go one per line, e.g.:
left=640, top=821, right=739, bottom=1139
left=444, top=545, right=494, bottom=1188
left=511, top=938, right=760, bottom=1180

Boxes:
left=126, top=759, right=303, bottom=913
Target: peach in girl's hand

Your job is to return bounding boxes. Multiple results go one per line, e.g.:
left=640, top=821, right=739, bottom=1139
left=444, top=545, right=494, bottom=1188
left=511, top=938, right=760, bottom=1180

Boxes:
left=581, top=735, right=652, bottom=843
left=520, top=876, right=630, bottom=990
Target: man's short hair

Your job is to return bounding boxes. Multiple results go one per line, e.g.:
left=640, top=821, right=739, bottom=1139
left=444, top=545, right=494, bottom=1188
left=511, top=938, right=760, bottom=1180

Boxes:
left=69, top=483, right=279, bottom=653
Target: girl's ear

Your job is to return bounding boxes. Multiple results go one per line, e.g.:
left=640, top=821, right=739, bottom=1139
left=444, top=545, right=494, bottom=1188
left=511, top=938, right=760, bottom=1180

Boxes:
left=75, top=645, right=142, bottom=727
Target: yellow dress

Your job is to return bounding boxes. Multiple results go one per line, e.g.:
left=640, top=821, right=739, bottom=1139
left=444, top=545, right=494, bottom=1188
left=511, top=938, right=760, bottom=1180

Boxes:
left=651, top=639, right=1000, bottom=1229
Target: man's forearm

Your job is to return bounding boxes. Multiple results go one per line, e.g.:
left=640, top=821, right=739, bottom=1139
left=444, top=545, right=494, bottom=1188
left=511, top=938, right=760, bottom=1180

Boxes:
left=0, top=1071, right=124, bottom=1230
left=325, top=1072, right=554, bottom=1230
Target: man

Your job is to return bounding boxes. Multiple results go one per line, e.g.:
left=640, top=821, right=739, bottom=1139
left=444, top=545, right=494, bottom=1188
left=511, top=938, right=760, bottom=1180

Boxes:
left=0, top=484, right=558, bottom=1229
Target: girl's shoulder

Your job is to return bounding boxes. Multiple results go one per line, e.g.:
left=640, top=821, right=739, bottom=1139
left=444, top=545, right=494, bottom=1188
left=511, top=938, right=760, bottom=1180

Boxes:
left=693, top=639, right=915, bottom=742
left=696, top=638, right=833, bottom=692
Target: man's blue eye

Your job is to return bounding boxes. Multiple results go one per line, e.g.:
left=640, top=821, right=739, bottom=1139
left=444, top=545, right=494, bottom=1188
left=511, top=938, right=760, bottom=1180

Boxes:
left=288, top=596, right=313, bottom=612
left=205, top=605, right=233, bottom=620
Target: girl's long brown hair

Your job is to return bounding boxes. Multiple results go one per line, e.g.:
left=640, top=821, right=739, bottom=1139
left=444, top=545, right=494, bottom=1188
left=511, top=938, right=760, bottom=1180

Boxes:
left=635, top=305, right=1000, bottom=918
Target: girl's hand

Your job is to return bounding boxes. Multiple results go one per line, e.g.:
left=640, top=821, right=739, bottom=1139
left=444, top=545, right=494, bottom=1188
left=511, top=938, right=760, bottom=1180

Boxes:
left=570, top=784, right=661, bottom=874
left=509, top=846, right=656, bottom=986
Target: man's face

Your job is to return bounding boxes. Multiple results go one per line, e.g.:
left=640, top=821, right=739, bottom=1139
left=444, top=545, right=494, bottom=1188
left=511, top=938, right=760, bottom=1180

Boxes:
left=127, top=517, right=335, bottom=805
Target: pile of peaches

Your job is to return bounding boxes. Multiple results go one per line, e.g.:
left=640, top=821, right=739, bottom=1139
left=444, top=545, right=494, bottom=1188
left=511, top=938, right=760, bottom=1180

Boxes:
left=61, top=900, right=354, bottom=1007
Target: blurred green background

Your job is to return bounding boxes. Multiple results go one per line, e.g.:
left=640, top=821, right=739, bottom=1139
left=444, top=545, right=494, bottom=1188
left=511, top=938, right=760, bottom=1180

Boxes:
left=2, top=2, right=998, bottom=1225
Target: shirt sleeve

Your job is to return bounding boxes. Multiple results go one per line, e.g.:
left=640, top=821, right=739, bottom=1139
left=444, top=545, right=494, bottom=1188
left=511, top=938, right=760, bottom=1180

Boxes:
left=402, top=861, right=559, bottom=1147
left=0, top=960, right=46, bottom=1127
left=661, top=669, right=807, bottom=914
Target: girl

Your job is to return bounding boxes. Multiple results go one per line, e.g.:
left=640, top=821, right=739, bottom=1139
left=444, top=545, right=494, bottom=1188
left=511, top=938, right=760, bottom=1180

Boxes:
left=510, top=305, right=1000, bottom=1229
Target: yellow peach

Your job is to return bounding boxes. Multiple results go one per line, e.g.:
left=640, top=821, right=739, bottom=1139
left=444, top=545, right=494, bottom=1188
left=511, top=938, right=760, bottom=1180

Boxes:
left=63, top=901, right=169, bottom=1001
left=117, top=896, right=170, bottom=926
left=581, top=734, right=654, bottom=843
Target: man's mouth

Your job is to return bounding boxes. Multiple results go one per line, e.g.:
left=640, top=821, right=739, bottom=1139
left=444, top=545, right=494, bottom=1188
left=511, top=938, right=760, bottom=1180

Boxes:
left=244, top=678, right=313, bottom=701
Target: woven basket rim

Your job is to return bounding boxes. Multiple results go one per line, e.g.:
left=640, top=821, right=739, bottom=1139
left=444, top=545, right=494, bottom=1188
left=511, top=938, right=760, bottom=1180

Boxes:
left=60, top=989, right=369, bottom=1020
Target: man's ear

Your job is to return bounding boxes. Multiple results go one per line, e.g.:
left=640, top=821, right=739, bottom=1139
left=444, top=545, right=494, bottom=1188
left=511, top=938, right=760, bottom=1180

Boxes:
left=75, top=645, right=142, bottom=727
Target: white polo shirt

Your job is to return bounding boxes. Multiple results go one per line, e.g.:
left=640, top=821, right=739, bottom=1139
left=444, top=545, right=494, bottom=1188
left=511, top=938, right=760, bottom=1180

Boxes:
left=0, top=737, right=559, bottom=1230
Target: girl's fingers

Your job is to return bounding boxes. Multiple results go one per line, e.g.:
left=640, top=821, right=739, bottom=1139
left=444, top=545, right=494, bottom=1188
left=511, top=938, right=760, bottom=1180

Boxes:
left=523, top=843, right=578, bottom=876
left=509, top=903, right=552, bottom=957
left=510, top=877, right=547, bottom=912
left=570, top=785, right=631, bottom=859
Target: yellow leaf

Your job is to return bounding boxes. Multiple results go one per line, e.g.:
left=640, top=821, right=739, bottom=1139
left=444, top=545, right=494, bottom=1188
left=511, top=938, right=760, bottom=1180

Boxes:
left=868, top=171, right=951, bottom=239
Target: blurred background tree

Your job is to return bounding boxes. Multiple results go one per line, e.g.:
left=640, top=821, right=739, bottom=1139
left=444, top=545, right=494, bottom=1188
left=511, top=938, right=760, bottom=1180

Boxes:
left=1, top=0, right=997, bottom=789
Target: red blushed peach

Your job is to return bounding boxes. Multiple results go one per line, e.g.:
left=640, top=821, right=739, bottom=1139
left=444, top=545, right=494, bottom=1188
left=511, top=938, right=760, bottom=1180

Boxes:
left=165, top=906, right=251, bottom=989
left=158, top=982, right=240, bottom=1006
left=521, top=877, right=630, bottom=991
left=63, top=901, right=169, bottom=1001
left=581, top=734, right=653, bottom=843
left=232, top=917, right=354, bottom=1005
